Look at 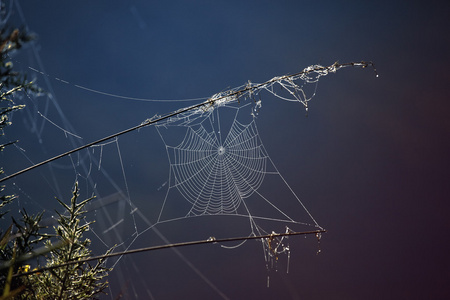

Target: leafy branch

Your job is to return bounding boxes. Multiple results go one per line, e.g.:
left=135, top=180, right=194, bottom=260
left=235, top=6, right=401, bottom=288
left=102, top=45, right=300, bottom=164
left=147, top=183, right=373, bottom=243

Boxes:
left=1, top=183, right=112, bottom=299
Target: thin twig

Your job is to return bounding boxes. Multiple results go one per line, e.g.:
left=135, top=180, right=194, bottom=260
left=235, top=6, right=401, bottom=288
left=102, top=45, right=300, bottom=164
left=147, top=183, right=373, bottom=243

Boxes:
left=12, top=229, right=326, bottom=278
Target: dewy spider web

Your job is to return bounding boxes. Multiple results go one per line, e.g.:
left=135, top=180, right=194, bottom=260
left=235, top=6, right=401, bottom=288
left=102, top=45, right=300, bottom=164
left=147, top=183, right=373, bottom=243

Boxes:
left=163, top=113, right=265, bottom=216
left=155, top=102, right=321, bottom=228
left=152, top=101, right=324, bottom=283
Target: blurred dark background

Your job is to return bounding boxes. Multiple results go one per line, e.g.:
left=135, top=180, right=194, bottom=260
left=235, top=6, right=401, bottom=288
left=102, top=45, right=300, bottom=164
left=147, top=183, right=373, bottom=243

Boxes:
left=1, top=1, right=449, bottom=299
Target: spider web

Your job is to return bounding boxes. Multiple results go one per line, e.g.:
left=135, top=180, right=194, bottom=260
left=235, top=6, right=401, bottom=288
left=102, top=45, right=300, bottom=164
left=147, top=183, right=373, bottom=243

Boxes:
left=166, top=118, right=263, bottom=215
left=155, top=102, right=321, bottom=233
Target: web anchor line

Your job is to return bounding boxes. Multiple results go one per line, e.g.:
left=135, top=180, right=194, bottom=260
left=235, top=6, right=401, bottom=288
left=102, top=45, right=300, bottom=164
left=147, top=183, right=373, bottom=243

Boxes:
left=10, top=229, right=327, bottom=278
left=0, top=61, right=376, bottom=183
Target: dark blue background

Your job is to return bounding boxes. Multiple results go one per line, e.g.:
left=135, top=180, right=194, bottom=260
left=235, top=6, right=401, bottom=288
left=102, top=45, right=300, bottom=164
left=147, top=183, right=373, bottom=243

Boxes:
left=1, top=1, right=449, bottom=299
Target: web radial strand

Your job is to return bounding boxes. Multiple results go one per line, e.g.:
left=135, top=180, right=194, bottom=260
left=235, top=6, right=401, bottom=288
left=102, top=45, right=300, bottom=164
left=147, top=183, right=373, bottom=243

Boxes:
left=166, top=117, right=267, bottom=215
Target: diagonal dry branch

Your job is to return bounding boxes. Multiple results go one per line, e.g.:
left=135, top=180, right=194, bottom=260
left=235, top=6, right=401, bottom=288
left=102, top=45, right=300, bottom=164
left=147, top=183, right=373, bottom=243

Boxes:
left=0, top=61, right=376, bottom=183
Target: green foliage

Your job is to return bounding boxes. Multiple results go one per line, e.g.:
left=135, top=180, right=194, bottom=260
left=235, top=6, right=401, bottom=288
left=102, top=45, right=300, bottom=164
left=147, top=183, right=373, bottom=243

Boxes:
left=0, top=189, right=14, bottom=220
left=0, top=28, right=33, bottom=221
left=0, top=24, right=112, bottom=299
left=0, top=27, right=42, bottom=152
left=0, top=184, right=112, bottom=299
left=25, top=183, right=111, bottom=299
left=0, top=27, right=42, bottom=221
left=0, top=210, right=48, bottom=298
left=0, top=25, right=45, bottom=299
